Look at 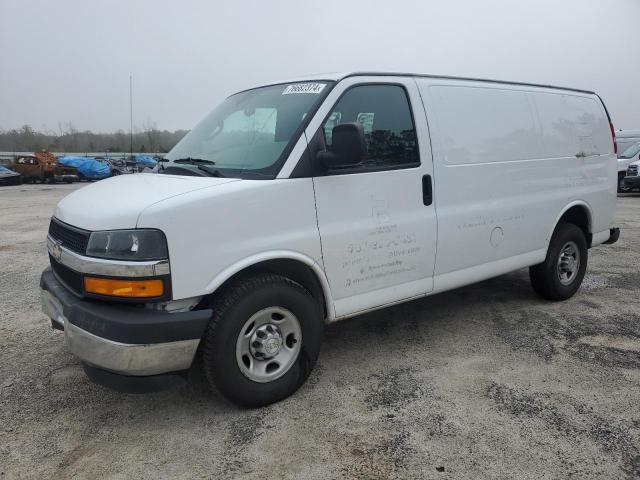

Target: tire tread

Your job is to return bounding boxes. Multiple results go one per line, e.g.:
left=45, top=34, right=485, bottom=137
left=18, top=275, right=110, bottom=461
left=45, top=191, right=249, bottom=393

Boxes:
left=202, top=273, right=321, bottom=407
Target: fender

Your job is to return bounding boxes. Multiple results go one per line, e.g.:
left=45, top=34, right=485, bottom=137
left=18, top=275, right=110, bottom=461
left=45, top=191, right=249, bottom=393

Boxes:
left=546, top=200, right=593, bottom=244
left=204, top=250, right=336, bottom=321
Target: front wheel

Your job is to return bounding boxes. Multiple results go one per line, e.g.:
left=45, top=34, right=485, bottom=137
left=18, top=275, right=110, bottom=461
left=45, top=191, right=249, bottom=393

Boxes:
left=530, top=223, right=588, bottom=300
left=202, top=274, right=323, bottom=407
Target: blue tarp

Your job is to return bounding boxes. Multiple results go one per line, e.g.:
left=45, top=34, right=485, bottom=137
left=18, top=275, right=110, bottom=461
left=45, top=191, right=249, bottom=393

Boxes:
left=78, top=159, right=111, bottom=179
left=58, top=156, right=111, bottom=179
left=58, top=156, right=87, bottom=168
left=134, top=155, right=157, bottom=167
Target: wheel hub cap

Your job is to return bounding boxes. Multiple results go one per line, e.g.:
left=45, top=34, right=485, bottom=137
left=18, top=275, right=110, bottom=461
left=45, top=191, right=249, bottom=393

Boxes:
left=557, top=241, right=580, bottom=286
left=250, top=324, right=283, bottom=359
left=235, top=307, right=302, bottom=383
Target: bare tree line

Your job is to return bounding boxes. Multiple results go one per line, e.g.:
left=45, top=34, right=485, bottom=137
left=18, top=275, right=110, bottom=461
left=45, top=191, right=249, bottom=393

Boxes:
left=0, top=122, right=188, bottom=153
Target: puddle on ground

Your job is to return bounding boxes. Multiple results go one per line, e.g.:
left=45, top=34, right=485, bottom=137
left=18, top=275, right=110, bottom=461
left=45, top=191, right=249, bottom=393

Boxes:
left=577, top=335, right=640, bottom=353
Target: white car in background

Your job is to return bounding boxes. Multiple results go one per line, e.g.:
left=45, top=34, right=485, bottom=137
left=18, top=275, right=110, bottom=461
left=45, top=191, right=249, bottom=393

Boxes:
left=615, top=130, right=640, bottom=154
left=623, top=157, right=640, bottom=192
left=617, top=141, right=640, bottom=192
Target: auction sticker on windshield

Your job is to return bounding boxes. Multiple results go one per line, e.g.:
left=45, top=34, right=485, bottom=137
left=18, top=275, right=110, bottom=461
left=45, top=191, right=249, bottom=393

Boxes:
left=282, top=83, right=326, bottom=95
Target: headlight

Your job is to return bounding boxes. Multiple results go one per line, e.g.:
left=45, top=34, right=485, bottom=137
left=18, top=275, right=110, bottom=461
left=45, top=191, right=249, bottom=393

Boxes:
left=86, top=229, right=168, bottom=261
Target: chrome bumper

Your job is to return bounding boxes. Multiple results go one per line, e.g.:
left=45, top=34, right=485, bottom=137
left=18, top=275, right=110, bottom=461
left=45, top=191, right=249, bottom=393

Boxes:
left=41, top=278, right=202, bottom=377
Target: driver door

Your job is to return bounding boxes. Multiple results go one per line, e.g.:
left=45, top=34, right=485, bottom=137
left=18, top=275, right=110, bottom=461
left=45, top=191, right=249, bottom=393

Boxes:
left=308, top=76, right=437, bottom=318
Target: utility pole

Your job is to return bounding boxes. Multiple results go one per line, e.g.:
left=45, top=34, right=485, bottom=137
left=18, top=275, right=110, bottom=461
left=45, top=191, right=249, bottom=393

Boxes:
left=129, top=75, right=133, bottom=158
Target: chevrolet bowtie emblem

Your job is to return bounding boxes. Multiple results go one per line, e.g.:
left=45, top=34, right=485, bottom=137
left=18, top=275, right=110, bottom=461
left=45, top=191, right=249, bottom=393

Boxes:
left=51, top=240, right=63, bottom=261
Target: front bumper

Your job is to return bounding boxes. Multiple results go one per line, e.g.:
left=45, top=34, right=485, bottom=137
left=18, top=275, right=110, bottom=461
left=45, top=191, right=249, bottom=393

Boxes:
left=623, top=176, right=640, bottom=189
left=40, top=268, right=212, bottom=377
left=0, top=175, right=20, bottom=184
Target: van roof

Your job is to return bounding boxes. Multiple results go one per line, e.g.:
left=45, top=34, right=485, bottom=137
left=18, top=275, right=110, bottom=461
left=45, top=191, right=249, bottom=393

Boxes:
left=267, top=71, right=596, bottom=95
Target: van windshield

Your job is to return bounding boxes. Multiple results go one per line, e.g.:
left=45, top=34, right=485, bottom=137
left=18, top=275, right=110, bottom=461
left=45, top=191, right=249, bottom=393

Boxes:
left=165, top=82, right=333, bottom=178
left=619, top=142, right=640, bottom=159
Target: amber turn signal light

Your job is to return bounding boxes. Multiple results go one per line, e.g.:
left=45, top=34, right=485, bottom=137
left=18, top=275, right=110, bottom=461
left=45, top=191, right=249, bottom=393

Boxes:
left=84, top=277, right=164, bottom=298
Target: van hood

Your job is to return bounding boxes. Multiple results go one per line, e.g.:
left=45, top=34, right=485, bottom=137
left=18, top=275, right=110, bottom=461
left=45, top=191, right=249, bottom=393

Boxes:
left=54, top=173, right=240, bottom=231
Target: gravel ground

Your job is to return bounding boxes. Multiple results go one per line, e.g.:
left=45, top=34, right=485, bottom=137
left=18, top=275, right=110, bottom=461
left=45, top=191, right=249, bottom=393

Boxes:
left=1, top=183, right=639, bottom=479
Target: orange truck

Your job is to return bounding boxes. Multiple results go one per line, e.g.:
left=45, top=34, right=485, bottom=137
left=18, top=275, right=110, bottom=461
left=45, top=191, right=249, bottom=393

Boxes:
left=12, top=151, right=79, bottom=183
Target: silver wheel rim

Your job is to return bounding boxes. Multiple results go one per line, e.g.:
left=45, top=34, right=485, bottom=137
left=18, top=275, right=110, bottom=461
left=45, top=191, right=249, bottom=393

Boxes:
left=557, top=240, right=580, bottom=286
left=235, top=307, right=302, bottom=383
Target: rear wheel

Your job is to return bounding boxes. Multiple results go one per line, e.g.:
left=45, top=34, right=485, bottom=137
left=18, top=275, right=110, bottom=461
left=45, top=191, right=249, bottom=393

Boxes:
left=530, top=223, right=588, bottom=300
left=202, top=273, right=323, bottom=407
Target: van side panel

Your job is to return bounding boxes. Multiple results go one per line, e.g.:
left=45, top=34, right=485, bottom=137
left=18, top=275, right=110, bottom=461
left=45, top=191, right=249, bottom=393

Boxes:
left=416, top=79, right=616, bottom=288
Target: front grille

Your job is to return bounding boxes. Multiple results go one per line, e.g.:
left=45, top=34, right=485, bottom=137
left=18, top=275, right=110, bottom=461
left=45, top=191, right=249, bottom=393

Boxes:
left=627, top=165, right=638, bottom=177
left=48, top=218, right=90, bottom=255
left=50, top=254, right=83, bottom=295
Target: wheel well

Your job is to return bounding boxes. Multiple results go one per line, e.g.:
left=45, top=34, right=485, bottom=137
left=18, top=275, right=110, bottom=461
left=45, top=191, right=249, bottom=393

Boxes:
left=557, top=205, right=592, bottom=246
left=212, top=259, right=328, bottom=319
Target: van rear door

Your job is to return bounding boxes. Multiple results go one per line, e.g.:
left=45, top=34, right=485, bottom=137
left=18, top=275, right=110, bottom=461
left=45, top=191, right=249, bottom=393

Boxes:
left=309, top=76, right=437, bottom=318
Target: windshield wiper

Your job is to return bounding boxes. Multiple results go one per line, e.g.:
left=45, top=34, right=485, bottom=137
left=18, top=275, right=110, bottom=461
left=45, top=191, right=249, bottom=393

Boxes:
left=172, top=157, right=216, bottom=165
left=196, top=164, right=225, bottom=177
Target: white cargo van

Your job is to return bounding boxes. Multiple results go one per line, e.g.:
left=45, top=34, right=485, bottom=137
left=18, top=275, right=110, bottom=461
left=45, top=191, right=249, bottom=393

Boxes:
left=41, top=73, right=619, bottom=406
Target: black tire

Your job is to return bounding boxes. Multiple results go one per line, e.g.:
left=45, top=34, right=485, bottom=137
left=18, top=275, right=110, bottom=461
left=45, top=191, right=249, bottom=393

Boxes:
left=530, top=222, right=588, bottom=301
left=202, top=273, right=323, bottom=407
left=111, top=170, right=121, bottom=176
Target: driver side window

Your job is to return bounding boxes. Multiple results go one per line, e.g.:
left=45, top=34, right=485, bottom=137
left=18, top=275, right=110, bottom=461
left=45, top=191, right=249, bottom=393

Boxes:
left=322, top=84, right=419, bottom=170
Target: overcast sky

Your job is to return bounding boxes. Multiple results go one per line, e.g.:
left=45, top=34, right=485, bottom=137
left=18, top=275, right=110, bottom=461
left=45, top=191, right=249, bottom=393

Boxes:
left=1, top=0, right=639, bottom=133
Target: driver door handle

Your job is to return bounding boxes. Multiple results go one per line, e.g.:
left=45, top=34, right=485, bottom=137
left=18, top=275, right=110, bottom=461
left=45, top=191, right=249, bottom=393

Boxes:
left=422, top=174, right=433, bottom=206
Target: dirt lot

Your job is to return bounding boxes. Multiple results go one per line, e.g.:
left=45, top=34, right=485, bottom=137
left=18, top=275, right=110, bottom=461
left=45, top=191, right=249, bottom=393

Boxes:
left=1, top=183, right=639, bottom=479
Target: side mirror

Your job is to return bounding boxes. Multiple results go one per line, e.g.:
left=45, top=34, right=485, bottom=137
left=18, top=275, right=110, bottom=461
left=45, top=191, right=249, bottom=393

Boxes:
left=317, top=122, right=366, bottom=169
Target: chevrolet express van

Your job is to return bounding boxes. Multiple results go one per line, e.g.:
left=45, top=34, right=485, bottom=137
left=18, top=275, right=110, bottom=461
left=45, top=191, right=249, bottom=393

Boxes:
left=41, top=73, right=620, bottom=407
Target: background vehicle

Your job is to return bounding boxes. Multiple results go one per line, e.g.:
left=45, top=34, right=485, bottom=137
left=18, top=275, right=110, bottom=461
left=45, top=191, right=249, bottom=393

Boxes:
left=623, top=159, right=640, bottom=191
left=96, top=157, right=132, bottom=176
left=0, top=165, right=21, bottom=185
left=615, top=129, right=640, bottom=154
left=59, top=156, right=111, bottom=181
left=41, top=73, right=619, bottom=407
left=616, top=140, right=640, bottom=192
left=13, top=151, right=78, bottom=183
left=134, top=154, right=157, bottom=171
